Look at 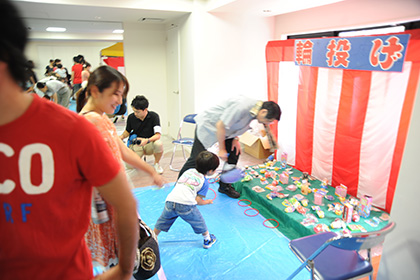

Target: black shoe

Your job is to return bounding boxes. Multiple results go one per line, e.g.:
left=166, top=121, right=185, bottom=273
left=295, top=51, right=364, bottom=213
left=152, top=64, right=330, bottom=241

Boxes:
left=218, top=184, right=240, bottom=199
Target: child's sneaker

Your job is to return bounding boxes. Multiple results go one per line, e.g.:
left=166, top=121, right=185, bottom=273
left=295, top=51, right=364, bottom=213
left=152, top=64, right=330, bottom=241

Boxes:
left=203, top=234, right=217, bottom=249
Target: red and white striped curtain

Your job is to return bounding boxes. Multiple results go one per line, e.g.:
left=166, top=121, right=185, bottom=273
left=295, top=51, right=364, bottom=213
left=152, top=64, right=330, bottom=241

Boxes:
left=266, top=30, right=420, bottom=213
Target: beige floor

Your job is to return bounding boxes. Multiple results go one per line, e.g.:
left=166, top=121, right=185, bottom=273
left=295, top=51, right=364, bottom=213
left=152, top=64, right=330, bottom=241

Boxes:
left=113, top=116, right=265, bottom=188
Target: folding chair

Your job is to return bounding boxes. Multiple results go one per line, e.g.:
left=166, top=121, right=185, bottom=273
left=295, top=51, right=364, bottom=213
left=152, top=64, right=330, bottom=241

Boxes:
left=286, top=221, right=396, bottom=280
left=169, top=114, right=196, bottom=171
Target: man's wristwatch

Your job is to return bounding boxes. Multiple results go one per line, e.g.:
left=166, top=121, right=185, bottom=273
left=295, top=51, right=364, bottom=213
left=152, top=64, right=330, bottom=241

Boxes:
left=147, top=138, right=150, bottom=144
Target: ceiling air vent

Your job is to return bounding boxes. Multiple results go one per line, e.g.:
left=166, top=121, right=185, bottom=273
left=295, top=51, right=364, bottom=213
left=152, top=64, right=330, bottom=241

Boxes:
left=139, top=18, right=164, bottom=23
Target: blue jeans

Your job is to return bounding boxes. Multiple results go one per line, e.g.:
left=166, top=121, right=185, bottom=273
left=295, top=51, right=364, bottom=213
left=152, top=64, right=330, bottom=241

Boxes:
left=72, top=83, right=82, bottom=97
left=155, top=201, right=208, bottom=234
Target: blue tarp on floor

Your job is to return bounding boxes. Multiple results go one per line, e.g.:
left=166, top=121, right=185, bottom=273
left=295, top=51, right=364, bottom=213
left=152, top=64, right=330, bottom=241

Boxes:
left=132, top=183, right=310, bottom=280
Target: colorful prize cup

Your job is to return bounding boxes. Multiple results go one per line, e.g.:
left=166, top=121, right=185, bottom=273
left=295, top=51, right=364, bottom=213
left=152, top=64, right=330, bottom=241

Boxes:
left=280, top=152, right=288, bottom=168
left=314, top=191, right=324, bottom=205
left=301, top=182, right=309, bottom=195
left=279, top=171, right=289, bottom=184
left=335, top=184, right=348, bottom=198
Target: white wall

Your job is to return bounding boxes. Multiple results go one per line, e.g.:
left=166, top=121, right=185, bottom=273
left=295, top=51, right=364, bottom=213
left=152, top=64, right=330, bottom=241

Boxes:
left=25, top=40, right=117, bottom=81
left=377, top=80, right=420, bottom=279
left=175, top=13, right=195, bottom=121
left=160, top=3, right=275, bottom=137
left=123, top=22, right=168, bottom=133
left=272, top=0, right=420, bottom=278
left=274, top=0, right=420, bottom=37
left=191, top=8, right=275, bottom=112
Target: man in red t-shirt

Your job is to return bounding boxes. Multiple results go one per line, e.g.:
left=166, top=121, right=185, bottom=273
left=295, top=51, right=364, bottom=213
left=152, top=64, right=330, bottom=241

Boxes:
left=0, top=1, right=138, bottom=279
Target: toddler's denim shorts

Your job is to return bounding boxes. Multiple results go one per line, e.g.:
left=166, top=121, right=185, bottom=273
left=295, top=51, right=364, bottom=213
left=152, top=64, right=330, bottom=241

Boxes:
left=155, top=201, right=208, bottom=234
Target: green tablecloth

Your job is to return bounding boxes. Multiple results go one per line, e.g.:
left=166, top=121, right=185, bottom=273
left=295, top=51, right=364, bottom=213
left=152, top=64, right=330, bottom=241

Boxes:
left=232, top=162, right=390, bottom=240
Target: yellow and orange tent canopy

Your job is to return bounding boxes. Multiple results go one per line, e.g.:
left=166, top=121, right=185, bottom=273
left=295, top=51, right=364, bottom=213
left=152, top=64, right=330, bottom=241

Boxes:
left=100, top=42, right=123, bottom=57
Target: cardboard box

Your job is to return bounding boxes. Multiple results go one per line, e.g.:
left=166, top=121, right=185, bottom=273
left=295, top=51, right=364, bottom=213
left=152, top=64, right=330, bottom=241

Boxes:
left=239, top=131, right=272, bottom=159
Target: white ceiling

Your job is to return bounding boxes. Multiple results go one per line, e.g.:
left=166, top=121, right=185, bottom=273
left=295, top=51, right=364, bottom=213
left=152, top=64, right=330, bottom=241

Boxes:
left=12, top=0, right=345, bottom=40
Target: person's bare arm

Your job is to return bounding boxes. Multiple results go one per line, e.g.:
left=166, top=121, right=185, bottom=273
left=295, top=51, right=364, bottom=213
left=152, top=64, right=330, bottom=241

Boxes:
left=215, top=120, right=228, bottom=161
left=232, top=138, right=241, bottom=155
left=148, top=132, right=161, bottom=142
left=196, top=195, right=213, bottom=205
left=95, top=170, right=139, bottom=279
left=120, top=130, right=130, bottom=140
left=118, top=138, right=164, bottom=187
left=51, top=92, right=57, bottom=103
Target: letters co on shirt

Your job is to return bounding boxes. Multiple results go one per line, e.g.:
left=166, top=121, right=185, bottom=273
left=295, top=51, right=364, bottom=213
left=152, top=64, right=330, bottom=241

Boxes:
left=294, top=34, right=410, bottom=72
left=1, top=143, right=54, bottom=223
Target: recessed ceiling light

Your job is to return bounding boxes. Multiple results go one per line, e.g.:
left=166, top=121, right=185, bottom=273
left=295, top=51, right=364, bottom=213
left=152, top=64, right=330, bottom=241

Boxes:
left=113, top=29, right=124, bottom=34
left=46, top=27, right=66, bottom=32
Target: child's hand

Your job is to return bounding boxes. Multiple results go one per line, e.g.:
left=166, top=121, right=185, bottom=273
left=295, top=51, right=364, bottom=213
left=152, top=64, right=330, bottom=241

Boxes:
left=196, top=196, right=214, bottom=205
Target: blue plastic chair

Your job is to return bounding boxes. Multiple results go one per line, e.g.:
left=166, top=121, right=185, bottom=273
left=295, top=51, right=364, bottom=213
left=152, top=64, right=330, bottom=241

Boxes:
left=169, top=114, right=196, bottom=171
left=111, top=98, right=127, bottom=123
left=286, top=221, right=395, bottom=280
